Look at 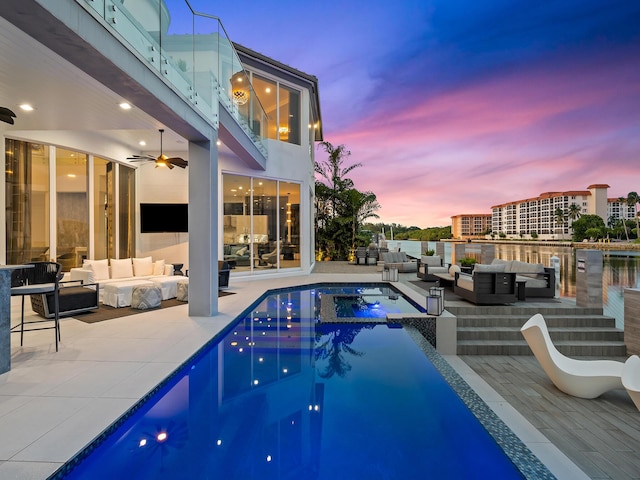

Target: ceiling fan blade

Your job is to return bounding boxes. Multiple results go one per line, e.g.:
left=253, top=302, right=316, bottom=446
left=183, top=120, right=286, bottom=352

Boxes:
left=127, top=154, right=154, bottom=160
left=0, top=115, right=15, bottom=125
left=0, top=106, right=16, bottom=117
left=167, top=157, right=188, bottom=168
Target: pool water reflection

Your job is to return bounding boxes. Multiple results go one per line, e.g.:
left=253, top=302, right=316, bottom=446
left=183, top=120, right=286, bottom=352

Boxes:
left=54, top=285, right=529, bottom=479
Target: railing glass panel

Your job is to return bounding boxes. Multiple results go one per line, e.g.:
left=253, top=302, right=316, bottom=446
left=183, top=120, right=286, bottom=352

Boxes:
left=79, top=0, right=267, bottom=156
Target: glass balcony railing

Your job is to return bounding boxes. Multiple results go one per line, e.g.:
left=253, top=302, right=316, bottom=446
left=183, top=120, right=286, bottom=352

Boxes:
left=80, top=0, right=268, bottom=157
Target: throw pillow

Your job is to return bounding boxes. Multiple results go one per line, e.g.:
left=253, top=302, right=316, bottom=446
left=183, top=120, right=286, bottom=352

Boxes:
left=110, top=258, right=134, bottom=279
left=153, top=259, right=166, bottom=276
left=449, top=264, right=461, bottom=276
left=133, top=256, right=154, bottom=276
left=236, top=247, right=248, bottom=256
left=84, top=259, right=109, bottom=280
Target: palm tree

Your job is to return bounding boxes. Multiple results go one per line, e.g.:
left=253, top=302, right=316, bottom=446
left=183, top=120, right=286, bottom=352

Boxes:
left=628, top=191, right=639, bottom=238
left=315, top=142, right=362, bottom=219
left=567, top=203, right=581, bottom=222
left=554, top=207, right=567, bottom=240
left=619, top=196, right=630, bottom=241
left=343, top=189, right=380, bottom=251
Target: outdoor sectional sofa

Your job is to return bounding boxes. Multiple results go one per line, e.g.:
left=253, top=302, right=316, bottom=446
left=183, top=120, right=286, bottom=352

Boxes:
left=381, top=251, right=418, bottom=273
left=70, top=257, right=174, bottom=302
left=453, top=270, right=518, bottom=305
left=489, top=259, right=555, bottom=298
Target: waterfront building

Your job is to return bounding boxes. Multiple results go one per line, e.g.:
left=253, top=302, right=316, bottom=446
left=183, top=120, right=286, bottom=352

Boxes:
left=490, top=184, right=635, bottom=240
left=451, top=214, right=492, bottom=239
left=1, top=1, right=322, bottom=316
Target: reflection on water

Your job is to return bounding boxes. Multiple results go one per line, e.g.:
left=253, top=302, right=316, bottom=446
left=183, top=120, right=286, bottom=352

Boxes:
left=493, top=244, right=640, bottom=327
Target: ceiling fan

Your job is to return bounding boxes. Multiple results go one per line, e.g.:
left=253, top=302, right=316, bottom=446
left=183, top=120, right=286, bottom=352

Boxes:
left=127, top=129, right=188, bottom=169
left=0, top=106, right=16, bottom=125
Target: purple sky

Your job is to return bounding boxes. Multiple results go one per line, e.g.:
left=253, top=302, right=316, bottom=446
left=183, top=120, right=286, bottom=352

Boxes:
left=191, top=0, right=640, bottom=227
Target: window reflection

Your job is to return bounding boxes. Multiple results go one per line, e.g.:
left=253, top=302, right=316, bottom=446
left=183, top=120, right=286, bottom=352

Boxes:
left=56, top=148, right=88, bottom=270
left=5, top=140, right=50, bottom=264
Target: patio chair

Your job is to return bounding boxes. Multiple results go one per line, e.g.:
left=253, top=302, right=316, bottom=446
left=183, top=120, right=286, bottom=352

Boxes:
left=10, top=261, right=63, bottom=351
left=520, top=313, right=624, bottom=399
left=622, top=355, right=640, bottom=412
left=355, top=247, right=367, bottom=265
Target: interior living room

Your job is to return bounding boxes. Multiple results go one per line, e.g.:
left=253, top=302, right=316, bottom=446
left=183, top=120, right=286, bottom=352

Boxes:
left=0, top=1, right=323, bottom=317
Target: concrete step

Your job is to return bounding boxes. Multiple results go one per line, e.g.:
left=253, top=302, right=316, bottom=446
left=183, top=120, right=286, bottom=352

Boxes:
left=457, top=339, right=627, bottom=356
left=456, top=314, right=617, bottom=328
left=457, top=326, right=624, bottom=342
left=446, top=304, right=604, bottom=317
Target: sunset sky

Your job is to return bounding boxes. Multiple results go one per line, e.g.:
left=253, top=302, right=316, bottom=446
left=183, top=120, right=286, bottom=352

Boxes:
left=191, top=0, right=640, bottom=228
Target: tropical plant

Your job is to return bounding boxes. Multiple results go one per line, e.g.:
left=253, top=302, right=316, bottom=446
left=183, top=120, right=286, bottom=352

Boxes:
left=342, top=189, right=380, bottom=253
left=618, top=196, right=630, bottom=241
left=424, top=249, right=435, bottom=256
left=567, top=203, right=582, bottom=222
left=628, top=192, right=639, bottom=239
left=554, top=207, right=567, bottom=240
left=570, top=214, right=606, bottom=242
left=531, top=232, right=538, bottom=239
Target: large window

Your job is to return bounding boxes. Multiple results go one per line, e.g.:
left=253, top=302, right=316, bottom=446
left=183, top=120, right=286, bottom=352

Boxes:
left=5, top=140, right=50, bottom=265
left=251, top=73, right=300, bottom=145
left=5, top=140, right=137, bottom=270
left=223, top=173, right=301, bottom=272
left=56, top=148, right=88, bottom=270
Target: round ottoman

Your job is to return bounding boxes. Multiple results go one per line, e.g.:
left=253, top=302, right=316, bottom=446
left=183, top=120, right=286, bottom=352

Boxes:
left=177, top=280, right=189, bottom=302
left=131, top=284, right=162, bottom=310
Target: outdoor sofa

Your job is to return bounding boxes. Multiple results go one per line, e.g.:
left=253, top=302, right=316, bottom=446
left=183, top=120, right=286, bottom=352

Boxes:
left=70, top=257, right=174, bottom=301
left=381, top=251, right=418, bottom=273
left=489, top=259, right=555, bottom=298
left=417, top=255, right=449, bottom=281
left=453, top=270, right=517, bottom=305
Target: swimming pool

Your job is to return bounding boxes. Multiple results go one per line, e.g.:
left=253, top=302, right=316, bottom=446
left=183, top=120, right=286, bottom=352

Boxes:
left=50, top=284, right=552, bottom=479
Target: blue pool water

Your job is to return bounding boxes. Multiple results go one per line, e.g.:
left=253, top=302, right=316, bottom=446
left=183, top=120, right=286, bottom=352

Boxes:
left=52, top=284, right=529, bottom=479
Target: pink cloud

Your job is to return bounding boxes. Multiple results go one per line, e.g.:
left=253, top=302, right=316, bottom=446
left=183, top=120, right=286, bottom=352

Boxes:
left=323, top=52, right=640, bottom=227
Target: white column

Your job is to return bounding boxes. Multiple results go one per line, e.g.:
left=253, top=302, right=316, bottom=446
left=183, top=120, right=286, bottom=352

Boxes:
left=188, top=138, right=218, bottom=316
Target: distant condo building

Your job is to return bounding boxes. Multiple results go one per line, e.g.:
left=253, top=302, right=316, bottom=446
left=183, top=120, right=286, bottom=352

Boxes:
left=489, top=184, right=635, bottom=239
left=451, top=214, right=492, bottom=239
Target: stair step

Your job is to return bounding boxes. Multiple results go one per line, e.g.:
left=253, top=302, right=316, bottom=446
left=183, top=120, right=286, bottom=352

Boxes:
left=457, top=326, right=624, bottom=342
left=457, top=340, right=627, bottom=356
left=455, top=315, right=617, bottom=328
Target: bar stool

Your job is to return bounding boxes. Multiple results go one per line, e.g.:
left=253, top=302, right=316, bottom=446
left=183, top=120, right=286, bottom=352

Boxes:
left=10, top=262, right=62, bottom=351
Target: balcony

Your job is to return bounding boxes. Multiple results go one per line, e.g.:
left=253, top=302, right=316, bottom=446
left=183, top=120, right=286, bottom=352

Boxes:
left=81, top=0, right=268, bottom=159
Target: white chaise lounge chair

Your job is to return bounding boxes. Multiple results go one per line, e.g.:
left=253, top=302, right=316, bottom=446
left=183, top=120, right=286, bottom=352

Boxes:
left=520, top=314, right=624, bottom=399
left=622, top=355, right=640, bottom=412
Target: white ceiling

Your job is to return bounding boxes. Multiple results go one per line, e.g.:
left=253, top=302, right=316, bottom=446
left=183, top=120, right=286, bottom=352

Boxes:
left=0, top=15, right=188, bottom=159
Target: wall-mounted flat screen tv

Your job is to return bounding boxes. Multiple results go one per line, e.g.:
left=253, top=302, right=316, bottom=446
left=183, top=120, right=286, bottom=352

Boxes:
left=140, top=203, right=188, bottom=233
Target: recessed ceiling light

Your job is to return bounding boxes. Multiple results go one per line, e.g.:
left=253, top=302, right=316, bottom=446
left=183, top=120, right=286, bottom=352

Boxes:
left=139, top=140, right=146, bottom=146
left=119, top=102, right=132, bottom=110
left=19, top=104, right=33, bottom=111
left=216, top=140, right=221, bottom=146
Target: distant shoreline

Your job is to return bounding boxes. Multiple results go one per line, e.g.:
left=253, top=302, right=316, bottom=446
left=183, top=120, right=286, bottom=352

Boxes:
left=448, top=239, right=640, bottom=251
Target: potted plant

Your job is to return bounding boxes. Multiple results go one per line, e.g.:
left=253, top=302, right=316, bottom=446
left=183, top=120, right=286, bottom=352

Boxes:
left=459, top=257, right=477, bottom=273
left=421, top=248, right=437, bottom=265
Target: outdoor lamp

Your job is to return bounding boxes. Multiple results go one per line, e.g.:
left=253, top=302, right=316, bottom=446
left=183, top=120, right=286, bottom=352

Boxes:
left=427, top=286, right=444, bottom=316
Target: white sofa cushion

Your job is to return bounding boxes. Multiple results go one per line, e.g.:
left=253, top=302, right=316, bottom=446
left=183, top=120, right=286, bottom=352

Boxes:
left=133, top=256, right=154, bottom=277
left=110, top=258, right=134, bottom=279
left=474, top=263, right=506, bottom=274
left=84, top=259, right=109, bottom=280
left=153, top=259, right=166, bottom=276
